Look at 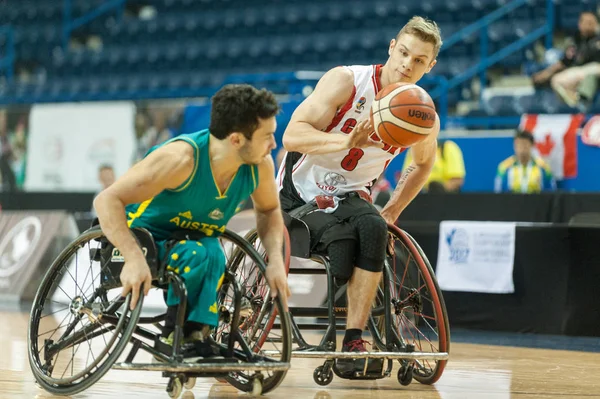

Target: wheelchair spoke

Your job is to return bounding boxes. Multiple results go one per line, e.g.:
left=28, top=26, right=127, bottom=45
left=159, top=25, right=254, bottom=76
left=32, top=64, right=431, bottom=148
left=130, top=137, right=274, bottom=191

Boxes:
left=77, top=244, right=97, bottom=302
left=365, top=227, right=450, bottom=383
left=39, top=305, right=70, bottom=322
left=37, top=308, right=73, bottom=346
left=212, top=230, right=291, bottom=394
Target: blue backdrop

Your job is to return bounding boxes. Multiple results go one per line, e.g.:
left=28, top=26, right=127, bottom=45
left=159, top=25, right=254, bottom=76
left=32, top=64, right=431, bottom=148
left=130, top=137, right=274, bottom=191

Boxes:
left=181, top=102, right=600, bottom=193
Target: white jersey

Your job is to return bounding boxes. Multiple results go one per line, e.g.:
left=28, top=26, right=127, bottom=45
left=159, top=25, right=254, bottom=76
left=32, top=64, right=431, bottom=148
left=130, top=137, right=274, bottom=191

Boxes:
left=277, top=64, right=404, bottom=203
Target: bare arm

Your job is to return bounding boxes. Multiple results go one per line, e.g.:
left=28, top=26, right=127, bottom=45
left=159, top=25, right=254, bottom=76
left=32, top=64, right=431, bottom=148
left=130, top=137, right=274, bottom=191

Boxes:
left=251, top=156, right=285, bottom=264
left=251, top=156, right=290, bottom=309
left=533, top=61, right=565, bottom=83
left=380, top=116, right=440, bottom=224
left=282, top=67, right=378, bottom=155
left=93, top=141, right=195, bottom=306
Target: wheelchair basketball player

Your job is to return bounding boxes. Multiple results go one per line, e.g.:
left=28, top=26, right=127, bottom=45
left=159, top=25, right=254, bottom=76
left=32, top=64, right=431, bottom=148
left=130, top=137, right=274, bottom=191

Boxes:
left=94, top=84, right=290, bottom=360
left=277, top=16, right=442, bottom=377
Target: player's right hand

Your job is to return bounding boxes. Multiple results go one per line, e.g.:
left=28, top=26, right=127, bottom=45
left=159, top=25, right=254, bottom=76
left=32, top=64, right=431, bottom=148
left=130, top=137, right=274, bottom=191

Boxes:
left=346, top=119, right=384, bottom=149
left=120, top=257, right=152, bottom=310
left=265, top=260, right=291, bottom=312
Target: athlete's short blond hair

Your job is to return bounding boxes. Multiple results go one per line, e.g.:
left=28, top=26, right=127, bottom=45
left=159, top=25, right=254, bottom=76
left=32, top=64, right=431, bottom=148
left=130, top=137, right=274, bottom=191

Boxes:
left=397, top=16, right=443, bottom=59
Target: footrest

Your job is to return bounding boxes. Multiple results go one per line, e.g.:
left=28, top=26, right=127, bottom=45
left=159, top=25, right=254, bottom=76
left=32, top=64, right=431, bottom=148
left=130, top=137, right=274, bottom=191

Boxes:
left=264, top=350, right=449, bottom=360
left=112, top=361, right=290, bottom=373
left=293, top=345, right=322, bottom=352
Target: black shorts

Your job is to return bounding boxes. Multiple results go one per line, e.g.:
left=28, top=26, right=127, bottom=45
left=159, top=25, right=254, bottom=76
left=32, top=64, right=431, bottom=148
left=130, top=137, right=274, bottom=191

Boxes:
left=280, top=190, right=381, bottom=253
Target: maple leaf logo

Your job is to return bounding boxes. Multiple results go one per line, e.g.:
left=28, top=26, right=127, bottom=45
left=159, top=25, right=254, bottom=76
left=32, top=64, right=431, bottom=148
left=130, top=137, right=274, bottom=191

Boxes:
left=536, top=133, right=555, bottom=156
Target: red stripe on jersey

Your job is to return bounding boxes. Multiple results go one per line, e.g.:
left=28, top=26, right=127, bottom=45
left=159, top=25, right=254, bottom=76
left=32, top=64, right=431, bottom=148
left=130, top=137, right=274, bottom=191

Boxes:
left=372, top=64, right=383, bottom=94
left=292, top=154, right=307, bottom=173
left=325, top=85, right=357, bottom=132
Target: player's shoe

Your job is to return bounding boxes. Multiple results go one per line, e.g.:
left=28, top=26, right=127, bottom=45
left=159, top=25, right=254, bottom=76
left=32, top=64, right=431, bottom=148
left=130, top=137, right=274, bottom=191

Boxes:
left=335, top=339, right=383, bottom=377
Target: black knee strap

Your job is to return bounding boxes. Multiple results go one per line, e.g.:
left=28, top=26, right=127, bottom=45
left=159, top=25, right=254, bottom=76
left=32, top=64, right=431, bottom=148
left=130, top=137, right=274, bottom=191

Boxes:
left=327, top=239, right=356, bottom=281
left=352, top=213, right=388, bottom=273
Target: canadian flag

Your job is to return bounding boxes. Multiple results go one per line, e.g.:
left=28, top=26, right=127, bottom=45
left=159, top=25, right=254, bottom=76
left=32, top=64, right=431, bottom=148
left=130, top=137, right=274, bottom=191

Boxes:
left=582, top=116, right=600, bottom=148
left=519, top=114, right=584, bottom=180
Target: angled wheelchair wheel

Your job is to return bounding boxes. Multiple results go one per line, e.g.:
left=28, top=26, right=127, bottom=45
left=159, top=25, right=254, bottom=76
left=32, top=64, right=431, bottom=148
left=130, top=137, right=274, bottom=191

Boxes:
left=372, top=224, right=450, bottom=385
left=215, top=229, right=292, bottom=394
left=28, top=227, right=143, bottom=396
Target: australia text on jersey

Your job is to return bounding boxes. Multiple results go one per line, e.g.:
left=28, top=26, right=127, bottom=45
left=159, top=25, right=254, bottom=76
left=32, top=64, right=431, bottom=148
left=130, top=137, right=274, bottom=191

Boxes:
left=169, top=210, right=225, bottom=236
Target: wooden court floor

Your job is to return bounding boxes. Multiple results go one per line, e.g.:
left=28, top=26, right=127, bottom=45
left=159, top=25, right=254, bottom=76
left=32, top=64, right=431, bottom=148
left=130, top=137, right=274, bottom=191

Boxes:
left=3, top=310, right=600, bottom=399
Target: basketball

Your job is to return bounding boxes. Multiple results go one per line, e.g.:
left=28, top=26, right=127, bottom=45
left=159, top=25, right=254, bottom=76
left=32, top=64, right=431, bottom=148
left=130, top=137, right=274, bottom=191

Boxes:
left=370, top=82, right=437, bottom=148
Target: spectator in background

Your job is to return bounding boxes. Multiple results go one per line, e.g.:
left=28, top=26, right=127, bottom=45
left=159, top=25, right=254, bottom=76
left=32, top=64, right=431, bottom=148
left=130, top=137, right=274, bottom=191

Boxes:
left=10, top=119, right=27, bottom=189
left=532, top=11, right=600, bottom=107
left=494, top=130, right=556, bottom=194
left=133, top=110, right=174, bottom=163
left=98, top=164, right=116, bottom=190
left=532, top=11, right=599, bottom=87
left=402, top=139, right=466, bottom=193
left=0, top=110, right=17, bottom=192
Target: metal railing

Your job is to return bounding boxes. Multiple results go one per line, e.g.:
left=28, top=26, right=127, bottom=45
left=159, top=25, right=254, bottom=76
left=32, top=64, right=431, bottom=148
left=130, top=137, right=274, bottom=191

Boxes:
left=429, top=0, right=555, bottom=103
left=62, top=0, right=127, bottom=49
left=0, top=0, right=558, bottom=130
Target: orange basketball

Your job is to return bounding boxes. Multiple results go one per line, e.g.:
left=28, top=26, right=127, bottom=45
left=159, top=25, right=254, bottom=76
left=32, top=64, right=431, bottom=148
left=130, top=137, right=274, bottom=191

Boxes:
left=370, top=82, right=436, bottom=148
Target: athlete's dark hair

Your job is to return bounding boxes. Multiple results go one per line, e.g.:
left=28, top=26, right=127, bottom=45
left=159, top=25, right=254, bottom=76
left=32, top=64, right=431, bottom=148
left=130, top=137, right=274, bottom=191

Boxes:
left=209, top=84, right=280, bottom=140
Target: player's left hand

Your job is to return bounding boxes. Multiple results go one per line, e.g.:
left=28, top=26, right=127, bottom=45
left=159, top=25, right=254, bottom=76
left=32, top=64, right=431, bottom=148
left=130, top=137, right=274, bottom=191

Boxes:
left=346, top=119, right=384, bottom=149
left=265, top=260, right=291, bottom=312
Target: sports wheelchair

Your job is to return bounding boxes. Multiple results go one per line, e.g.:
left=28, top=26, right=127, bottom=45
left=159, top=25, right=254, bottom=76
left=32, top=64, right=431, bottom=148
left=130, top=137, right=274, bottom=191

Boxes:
left=27, top=224, right=292, bottom=398
left=244, top=212, right=450, bottom=387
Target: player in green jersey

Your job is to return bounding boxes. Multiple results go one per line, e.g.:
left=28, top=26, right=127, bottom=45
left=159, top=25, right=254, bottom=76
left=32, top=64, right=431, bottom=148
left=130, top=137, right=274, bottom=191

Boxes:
left=94, top=84, right=290, bottom=358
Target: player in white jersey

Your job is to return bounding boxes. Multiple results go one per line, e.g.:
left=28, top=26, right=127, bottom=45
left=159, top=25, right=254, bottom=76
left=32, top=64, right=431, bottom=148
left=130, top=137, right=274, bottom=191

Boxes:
left=277, top=16, right=443, bottom=377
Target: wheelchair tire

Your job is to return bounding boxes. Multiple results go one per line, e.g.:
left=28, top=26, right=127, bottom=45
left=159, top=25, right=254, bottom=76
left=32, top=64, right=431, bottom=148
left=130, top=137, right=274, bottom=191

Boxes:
left=215, top=229, right=292, bottom=394
left=377, top=224, right=450, bottom=385
left=28, top=226, right=144, bottom=396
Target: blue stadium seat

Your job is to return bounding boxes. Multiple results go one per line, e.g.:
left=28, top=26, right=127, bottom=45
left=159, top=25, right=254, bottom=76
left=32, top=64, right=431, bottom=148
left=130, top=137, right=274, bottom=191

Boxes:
left=539, top=90, right=579, bottom=114
left=2, top=0, right=583, bottom=107
left=448, top=57, right=473, bottom=77
left=485, top=95, right=516, bottom=116
left=516, top=93, right=546, bottom=114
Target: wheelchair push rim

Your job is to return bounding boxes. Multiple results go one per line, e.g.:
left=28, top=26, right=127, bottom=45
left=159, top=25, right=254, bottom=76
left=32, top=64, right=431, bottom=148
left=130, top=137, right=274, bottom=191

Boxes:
left=214, top=229, right=292, bottom=394
left=376, top=224, right=450, bottom=385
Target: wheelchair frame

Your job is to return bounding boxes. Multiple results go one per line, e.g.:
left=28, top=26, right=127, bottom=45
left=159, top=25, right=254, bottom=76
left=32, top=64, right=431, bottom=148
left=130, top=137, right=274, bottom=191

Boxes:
left=246, top=215, right=450, bottom=386
left=28, top=226, right=292, bottom=398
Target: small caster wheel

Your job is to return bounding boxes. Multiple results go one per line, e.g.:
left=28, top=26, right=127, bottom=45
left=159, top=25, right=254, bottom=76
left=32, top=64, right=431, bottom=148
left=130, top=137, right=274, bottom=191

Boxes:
left=167, top=376, right=183, bottom=398
left=313, top=366, right=334, bottom=386
left=184, top=376, right=196, bottom=390
left=252, top=378, right=263, bottom=396
left=398, top=365, right=413, bottom=386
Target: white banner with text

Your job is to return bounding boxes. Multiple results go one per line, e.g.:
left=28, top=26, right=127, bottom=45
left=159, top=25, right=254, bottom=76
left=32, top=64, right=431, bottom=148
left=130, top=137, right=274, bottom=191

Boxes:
left=436, top=221, right=516, bottom=294
left=25, top=102, right=136, bottom=192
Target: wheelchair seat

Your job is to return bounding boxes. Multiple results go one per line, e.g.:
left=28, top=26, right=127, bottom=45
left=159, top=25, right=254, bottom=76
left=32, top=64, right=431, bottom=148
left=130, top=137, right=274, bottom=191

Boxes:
left=282, top=211, right=313, bottom=259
